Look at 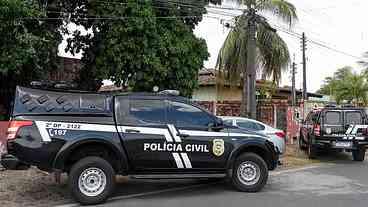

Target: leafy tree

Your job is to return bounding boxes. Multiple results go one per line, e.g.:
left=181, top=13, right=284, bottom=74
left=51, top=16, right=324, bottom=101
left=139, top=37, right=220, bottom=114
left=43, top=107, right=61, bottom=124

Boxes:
left=60, top=0, right=210, bottom=96
left=216, top=0, right=297, bottom=117
left=318, top=66, right=368, bottom=105
left=0, top=0, right=61, bottom=118
left=335, top=72, right=368, bottom=105
left=0, top=0, right=60, bottom=78
left=318, top=66, right=353, bottom=96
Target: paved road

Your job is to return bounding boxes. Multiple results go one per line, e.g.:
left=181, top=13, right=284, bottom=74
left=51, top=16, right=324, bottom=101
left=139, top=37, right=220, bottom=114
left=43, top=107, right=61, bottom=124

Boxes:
left=58, top=152, right=368, bottom=207
left=101, top=161, right=368, bottom=207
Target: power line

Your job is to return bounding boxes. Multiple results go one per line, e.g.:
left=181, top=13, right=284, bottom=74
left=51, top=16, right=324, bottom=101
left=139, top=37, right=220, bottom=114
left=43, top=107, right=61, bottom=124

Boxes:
left=271, top=25, right=365, bottom=61
left=307, top=39, right=364, bottom=60
left=206, top=5, right=244, bottom=11
left=0, top=15, right=205, bottom=21
left=206, top=9, right=240, bottom=17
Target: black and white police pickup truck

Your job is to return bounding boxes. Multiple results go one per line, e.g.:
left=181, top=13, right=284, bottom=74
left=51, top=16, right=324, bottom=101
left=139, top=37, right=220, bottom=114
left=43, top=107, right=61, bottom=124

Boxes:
left=1, top=86, right=278, bottom=205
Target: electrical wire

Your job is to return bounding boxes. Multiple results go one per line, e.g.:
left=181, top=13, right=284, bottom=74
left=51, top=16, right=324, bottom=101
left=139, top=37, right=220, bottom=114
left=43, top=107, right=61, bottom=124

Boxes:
left=0, top=15, right=205, bottom=20
left=270, top=24, right=365, bottom=61
left=6, top=0, right=366, bottom=61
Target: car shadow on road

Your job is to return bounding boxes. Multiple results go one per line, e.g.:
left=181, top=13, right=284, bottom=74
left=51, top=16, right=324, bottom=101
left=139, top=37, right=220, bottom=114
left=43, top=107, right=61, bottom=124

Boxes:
left=99, top=179, right=232, bottom=206
left=111, top=177, right=220, bottom=197
left=313, top=149, right=366, bottom=164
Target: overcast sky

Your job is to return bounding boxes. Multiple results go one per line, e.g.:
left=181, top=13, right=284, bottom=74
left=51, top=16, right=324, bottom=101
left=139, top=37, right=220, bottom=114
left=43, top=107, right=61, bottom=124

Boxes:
left=59, top=0, right=368, bottom=92
left=194, top=0, right=368, bottom=92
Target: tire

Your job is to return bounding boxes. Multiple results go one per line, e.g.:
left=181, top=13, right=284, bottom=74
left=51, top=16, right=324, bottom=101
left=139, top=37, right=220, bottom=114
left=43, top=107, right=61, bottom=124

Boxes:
left=307, top=141, right=317, bottom=159
left=231, top=153, right=268, bottom=192
left=68, top=156, right=116, bottom=205
left=299, top=134, right=307, bottom=150
left=352, top=147, right=366, bottom=161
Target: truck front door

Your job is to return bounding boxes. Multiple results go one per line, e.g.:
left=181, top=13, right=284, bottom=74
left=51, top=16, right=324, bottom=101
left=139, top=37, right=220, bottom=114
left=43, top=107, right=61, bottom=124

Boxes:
left=166, top=100, right=231, bottom=172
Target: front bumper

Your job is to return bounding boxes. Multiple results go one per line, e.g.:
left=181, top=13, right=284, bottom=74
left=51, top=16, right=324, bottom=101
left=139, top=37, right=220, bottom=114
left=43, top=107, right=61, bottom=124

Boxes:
left=1, top=154, right=30, bottom=170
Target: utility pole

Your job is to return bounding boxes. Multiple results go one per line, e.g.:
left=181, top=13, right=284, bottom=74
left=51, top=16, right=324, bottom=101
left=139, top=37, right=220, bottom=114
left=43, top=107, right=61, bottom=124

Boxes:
left=301, top=32, right=307, bottom=100
left=246, top=8, right=257, bottom=119
left=291, top=55, right=297, bottom=106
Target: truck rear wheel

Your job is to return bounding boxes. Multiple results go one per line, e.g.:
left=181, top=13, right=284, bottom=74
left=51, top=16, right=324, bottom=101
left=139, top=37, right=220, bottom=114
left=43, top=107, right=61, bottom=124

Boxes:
left=352, top=148, right=366, bottom=161
left=69, top=156, right=115, bottom=205
left=231, top=153, right=268, bottom=192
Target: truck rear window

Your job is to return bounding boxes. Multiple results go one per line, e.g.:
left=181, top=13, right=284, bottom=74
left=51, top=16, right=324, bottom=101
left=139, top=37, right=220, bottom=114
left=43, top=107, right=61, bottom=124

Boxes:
left=345, top=111, right=362, bottom=125
left=325, top=111, right=342, bottom=125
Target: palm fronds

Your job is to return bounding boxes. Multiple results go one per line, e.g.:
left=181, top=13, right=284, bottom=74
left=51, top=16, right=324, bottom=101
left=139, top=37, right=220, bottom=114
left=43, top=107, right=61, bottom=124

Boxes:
left=258, top=0, right=298, bottom=26
left=257, top=21, right=290, bottom=83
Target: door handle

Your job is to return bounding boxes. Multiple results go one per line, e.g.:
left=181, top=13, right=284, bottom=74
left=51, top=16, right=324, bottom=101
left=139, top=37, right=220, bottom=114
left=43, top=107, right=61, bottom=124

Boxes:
left=126, top=129, right=140, bottom=133
left=177, top=133, right=189, bottom=138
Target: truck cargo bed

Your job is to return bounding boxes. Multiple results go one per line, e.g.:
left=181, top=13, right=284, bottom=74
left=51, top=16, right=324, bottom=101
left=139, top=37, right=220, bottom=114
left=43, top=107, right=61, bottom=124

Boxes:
left=12, top=86, right=113, bottom=116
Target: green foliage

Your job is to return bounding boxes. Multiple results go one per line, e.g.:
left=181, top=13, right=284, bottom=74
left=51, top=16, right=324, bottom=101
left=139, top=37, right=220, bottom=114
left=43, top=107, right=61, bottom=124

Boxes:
left=0, top=0, right=61, bottom=118
left=318, top=66, right=368, bottom=105
left=258, top=80, right=277, bottom=100
left=63, top=0, right=209, bottom=96
left=0, top=0, right=60, bottom=79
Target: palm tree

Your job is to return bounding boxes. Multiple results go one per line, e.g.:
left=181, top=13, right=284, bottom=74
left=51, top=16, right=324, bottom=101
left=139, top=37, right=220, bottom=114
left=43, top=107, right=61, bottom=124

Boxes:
left=216, top=0, right=297, bottom=118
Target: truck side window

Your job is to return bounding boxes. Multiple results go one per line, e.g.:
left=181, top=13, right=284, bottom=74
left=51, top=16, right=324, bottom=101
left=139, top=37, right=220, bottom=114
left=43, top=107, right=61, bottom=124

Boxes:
left=168, top=101, right=214, bottom=128
left=116, top=97, right=167, bottom=125
left=129, top=99, right=166, bottom=125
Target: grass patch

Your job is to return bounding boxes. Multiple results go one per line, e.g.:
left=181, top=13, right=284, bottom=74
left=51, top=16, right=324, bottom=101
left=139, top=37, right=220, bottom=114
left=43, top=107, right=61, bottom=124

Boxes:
left=280, top=144, right=320, bottom=170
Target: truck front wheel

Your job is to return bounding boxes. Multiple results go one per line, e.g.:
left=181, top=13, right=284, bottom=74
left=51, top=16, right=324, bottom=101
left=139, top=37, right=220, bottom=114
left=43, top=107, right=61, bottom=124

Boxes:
left=69, top=156, right=116, bottom=205
left=352, top=147, right=366, bottom=161
left=231, top=153, right=268, bottom=192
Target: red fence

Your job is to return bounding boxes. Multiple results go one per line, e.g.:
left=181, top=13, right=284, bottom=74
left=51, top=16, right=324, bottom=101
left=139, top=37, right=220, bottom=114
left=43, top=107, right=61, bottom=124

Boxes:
left=196, top=100, right=299, bottom=142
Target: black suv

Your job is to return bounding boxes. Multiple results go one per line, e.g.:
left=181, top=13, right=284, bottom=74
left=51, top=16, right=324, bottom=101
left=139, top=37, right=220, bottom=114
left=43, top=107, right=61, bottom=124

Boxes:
left=1, top=86, right=278, bottom=205
left=299, top=105, right=368, bottom=160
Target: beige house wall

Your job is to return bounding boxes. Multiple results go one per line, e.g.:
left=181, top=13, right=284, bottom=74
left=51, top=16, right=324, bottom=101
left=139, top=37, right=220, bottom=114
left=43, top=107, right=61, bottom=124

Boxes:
left=217, top=87, right=242, bottom=101
left=192, top=85, right=242, bottom=102
left=192, top=86, right=217, bottom=101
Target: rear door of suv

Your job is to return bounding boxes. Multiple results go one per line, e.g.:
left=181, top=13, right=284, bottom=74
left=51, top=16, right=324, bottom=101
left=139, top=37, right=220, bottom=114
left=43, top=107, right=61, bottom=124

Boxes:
left=321, top=110, right=345, bottom=138
left=321, top=109, right=365, bottom=137
left=344, top=110, right=364, bottom=128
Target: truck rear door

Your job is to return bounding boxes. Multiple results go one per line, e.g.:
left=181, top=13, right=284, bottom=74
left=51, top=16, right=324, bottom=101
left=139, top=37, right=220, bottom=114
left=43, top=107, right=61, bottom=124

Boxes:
left=344, top=110, right=364, bottom=134
left=322, top=110, right=345, bottom=137
left=115, top=96, right=177, bottom=172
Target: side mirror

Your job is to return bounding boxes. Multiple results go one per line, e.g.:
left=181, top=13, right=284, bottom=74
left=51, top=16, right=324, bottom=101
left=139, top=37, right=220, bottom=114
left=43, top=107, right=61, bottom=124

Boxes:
left=208, top=118, right=224, bottom=131
left=216, top=118, right=224, bottom=127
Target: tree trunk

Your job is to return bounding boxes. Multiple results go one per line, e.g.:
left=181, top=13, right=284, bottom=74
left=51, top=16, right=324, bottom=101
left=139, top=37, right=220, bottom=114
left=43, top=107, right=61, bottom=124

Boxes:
left=246, top=10, right=257, bottom=119
left=240, top=76, right=247, bottom=117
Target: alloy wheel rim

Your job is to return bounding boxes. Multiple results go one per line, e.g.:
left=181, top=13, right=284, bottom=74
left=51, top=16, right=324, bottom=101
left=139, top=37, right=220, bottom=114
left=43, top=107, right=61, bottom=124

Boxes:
left=237, top=161, right=261, bottom=186
left=78, top=167, right=107, bottom=197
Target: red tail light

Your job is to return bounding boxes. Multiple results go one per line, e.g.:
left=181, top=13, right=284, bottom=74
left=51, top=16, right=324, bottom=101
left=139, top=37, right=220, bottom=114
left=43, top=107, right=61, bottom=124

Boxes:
left=7, top=121, right=33, bottom=140
left=275, top=131, right=285, bottom=139
left=314, top=124, right=321, bottom=136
